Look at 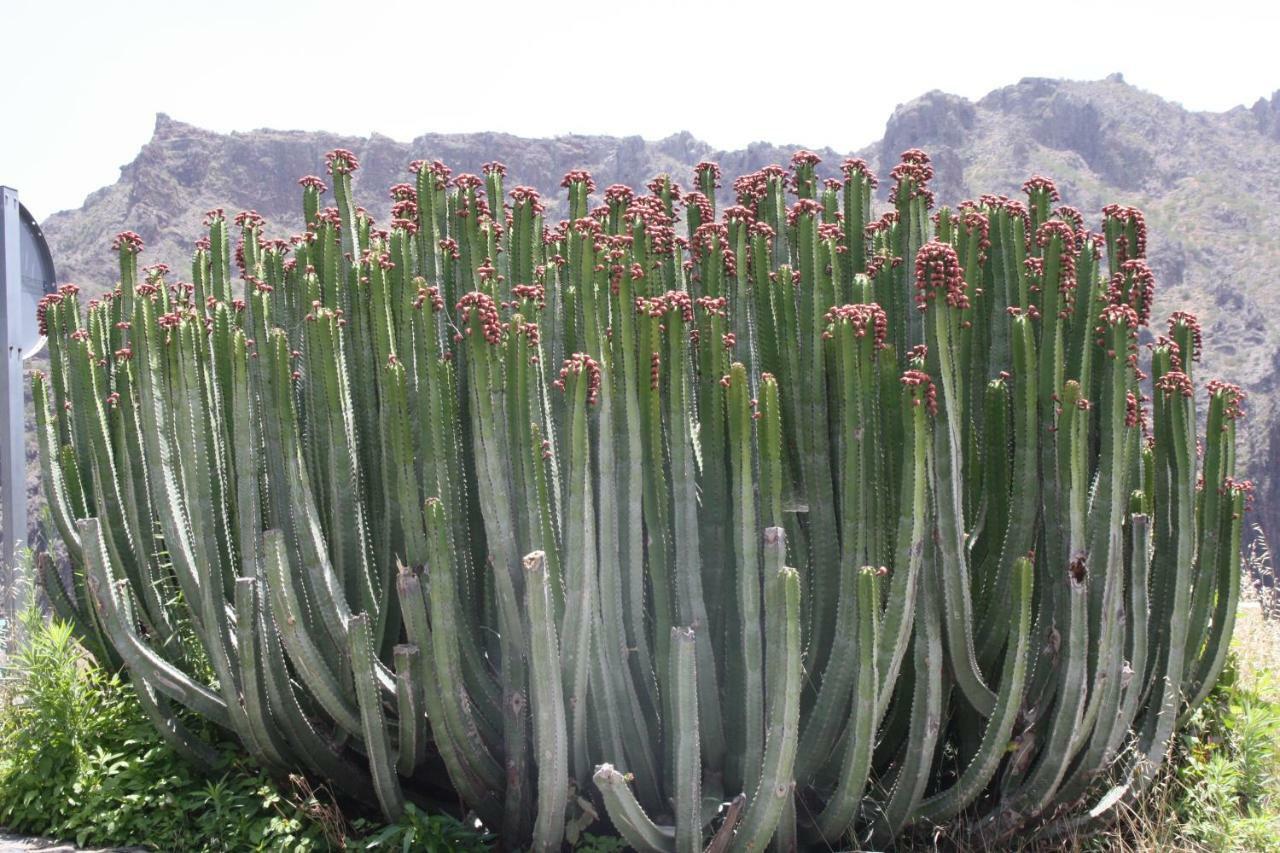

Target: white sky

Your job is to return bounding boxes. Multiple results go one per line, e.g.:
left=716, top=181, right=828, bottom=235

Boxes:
left=3, top=0, right=1277, bottom=219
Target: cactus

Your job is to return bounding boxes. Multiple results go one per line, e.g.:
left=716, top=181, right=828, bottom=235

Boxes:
left=33, top=148, right=1245, bottom=849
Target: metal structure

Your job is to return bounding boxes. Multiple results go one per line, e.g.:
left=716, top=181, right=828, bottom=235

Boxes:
left=0, top=187, right=57, bottom=635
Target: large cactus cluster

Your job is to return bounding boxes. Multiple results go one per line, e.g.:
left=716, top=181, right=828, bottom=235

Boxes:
left=33, top=147, right=1247, bottom=849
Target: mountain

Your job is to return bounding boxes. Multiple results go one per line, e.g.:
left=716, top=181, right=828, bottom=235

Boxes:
left=39, top=74, right=1280, bottom=541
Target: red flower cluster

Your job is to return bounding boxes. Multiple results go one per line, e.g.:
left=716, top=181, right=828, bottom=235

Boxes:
left=1222, top=477, right=1255, bottom=509
left=413, top=284, right=444, bottom=313
left=1206, top=379, right=1247, bottom=422
left=509, top=185, right=545, bottom=215
left=636, top=290, right=694, bottom=323
left=1167, top=311, right=1203, bottom=362
left=603, top=184, right=634, bottom=208
left=1155, top=369, right=1194, bottom=398
left=298, top=175, right=328, bottom=193
left=890, top=149, right=934, bottom=207
left=456, top=291, right=503, bottom=345
left=646, top=174, right=681, bottom=200
left=1022, top=175, right=1061, bottom=202
left=1102, top=204, right=1148, bottom=260
left=1037, top=220, right=1079, bottom=316
left=684, top=192, right=715, bottom=226
left=900, top=369, right=938, bottom=416
left=840, top=158, right=878, bottom=188
left=112, top=231, right=145, bottom=254
left=234, top=210, right=265, bottom=229
left=824, top=303, right=888, bottom=349
left=554, top=353, right=602, bottom=405
left=958, top=209, right=991, bottom=267
left=325, top=148, right=360, bottom=175
left=696, top=295, right=728, bottom=318
left=389, top=183, right=416, bottom=201
left=791, top=150, right=821, bottom=169
left=732, top=167, right=782, bottom=206
left=694, top=161, right=722, bottom=189
left=1107, top=260, right=1155, bottom=326
left=914, top=240, right=969, bottom=311
left=561, top=170, right=597, bottom=194
left=979, top=195, right=1030, bottom=226
left=511, top=284, right=546, bottom=309
left=482, top=161, right=507, bottom=177
left=786, top=199, right=824, bottom=227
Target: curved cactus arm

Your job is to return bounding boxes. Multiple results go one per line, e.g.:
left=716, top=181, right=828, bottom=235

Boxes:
left=241, top=548, right=377, bottom=805
left=794, top=562, right=858, bottom=784
left=588, top=412, right=661, bottom=808
left=394, top=569, right=503, bottom=826
left=421, top=500, right=503, bottom=756
left=732, top=532, right=801, bottom=852
left=393, top=645, right=424, bottom=778
left=671, top=626, right=703, bottom=853
left=919, top=252, right=997, bottom=718
left=665, top=306, right=726, bottom=768
left=232, top=578, right=293, bottom=770
left=609, top=262, right=661, bottom=726
left=348, top=612, right=405, bottom=822
left=558, top=353, right=597, bottom=785
left=32, top=373, right=83, bottom=563
left=1103, top=508, right=1154, bottom=765
left=128, top=669, right=221, bottom=772
left=915, top=558, right=1033, bottom=824
left=1182, top=487, right=1244, bottom=716
left=770, top=785, right=797, bottom=853
left=998, top=558, right=1090, bottom=827
left=525, top=550, right=570, bottom=851
left=725, top=363, right=764, bottom=789
left=462, top=303, right=534, bottom=840
left=871, top=537, right=944, bottom=847
left=978, top=315, right=1038, bottom=667
left=804, top=566, right=880, bottom=845
left=262, top=528, right=362, bottom=734
left=793, top=210, right=840, bottom=681
left=595, top=764, right=677, bottom=853
left=876, top=381, right=928, bottom=722
left=79, top=517, right=230, bottom=727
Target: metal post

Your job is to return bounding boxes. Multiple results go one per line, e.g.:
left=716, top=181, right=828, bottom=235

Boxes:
left=0, top=186, right=26, bottom=638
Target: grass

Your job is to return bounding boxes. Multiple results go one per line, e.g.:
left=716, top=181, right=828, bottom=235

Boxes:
left=1058, top=589, right=1280, bottom=853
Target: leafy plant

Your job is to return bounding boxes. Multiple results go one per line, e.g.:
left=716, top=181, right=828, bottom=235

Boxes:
left=357, top=804, right=492, bottom=852
left=0, top=610, right=350, bottom=851
left=32, top=149, right=1247, bottom=849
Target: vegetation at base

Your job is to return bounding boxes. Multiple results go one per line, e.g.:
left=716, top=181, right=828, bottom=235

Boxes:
left=0, top=610, right=488, bottom=852
left=1, top=600, right=1277, bottom=850
left=1059, top=592, right=1280, bottom=853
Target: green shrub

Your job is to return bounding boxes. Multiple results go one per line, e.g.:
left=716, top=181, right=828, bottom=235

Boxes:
left=1171, top=659, right=1280, bottom=851
left=0, top=610, right=345, bottom=851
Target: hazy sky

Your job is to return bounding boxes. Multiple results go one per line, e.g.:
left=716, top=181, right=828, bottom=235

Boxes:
left=3, top=0, right=1276, bottom=218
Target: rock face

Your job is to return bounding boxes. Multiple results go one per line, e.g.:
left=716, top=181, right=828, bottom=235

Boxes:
left=39, top=76, right=1280, bottom=543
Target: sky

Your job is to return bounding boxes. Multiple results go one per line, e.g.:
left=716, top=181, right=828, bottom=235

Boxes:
left=2, top=0, right=1277, bottom=219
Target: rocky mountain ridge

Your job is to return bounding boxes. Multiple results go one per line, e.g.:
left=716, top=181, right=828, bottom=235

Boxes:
left=39, top=74, right=1280, bottom=539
